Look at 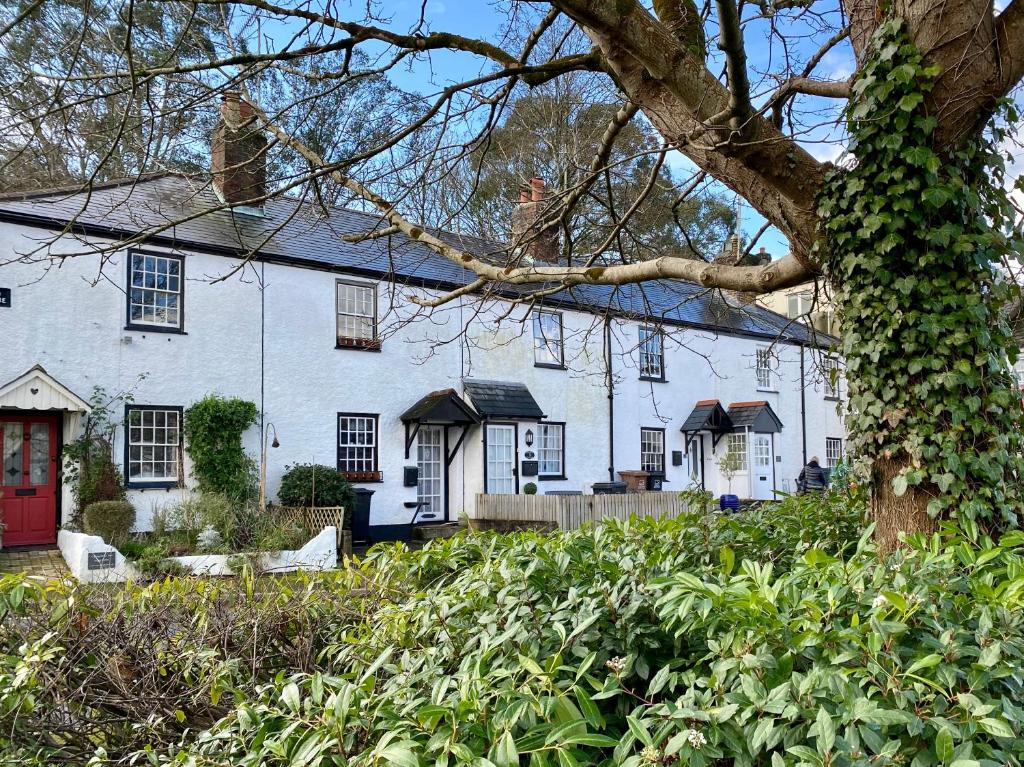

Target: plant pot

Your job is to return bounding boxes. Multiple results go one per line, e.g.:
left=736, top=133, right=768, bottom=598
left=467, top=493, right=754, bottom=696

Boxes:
left=719, top=494, right=740, bottom=512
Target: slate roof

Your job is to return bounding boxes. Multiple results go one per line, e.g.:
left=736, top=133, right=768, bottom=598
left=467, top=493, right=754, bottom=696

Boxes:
left=399, top=389, right=480, bottom=424
left=679, top=399, right=733, bottom=434
left=462, top=380, right=545, bottom=420
left=0, top=173, right=822, bottom=343
left=727, top=401, right=784, bottom=432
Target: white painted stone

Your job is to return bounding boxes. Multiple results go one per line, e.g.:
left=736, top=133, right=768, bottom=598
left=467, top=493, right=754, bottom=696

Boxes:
left=57, top=528, right=139, bottom=583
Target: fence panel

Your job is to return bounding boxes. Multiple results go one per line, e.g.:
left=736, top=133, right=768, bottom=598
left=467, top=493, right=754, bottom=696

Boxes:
left=472, top=493, right=689, bottom=531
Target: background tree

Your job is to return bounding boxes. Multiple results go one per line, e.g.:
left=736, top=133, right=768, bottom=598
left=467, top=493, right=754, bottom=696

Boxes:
left=1, top=0, right=1023, bottom=546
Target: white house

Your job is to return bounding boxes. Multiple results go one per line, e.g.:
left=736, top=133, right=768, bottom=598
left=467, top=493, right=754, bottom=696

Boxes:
left=0, top=99, right=845, bottom=547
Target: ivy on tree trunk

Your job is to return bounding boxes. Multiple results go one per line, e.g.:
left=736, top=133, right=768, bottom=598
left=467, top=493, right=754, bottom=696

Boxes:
left=820, top=21, right=1024, bottom=549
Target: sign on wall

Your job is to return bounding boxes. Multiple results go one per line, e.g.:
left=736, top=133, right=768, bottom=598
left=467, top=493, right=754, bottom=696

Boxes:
left=0, top=287, right=10, bottom=307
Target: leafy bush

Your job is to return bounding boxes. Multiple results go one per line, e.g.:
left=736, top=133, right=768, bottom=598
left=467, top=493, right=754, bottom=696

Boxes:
left=523, top=481, right=538, bottom=495
left=82, top=500, right=135, bottom=545
left=276, top=463, right=355, bottom=527
left=183, top=395, right=259, bottom=503
left=5, top=492, right=1024, bottom=767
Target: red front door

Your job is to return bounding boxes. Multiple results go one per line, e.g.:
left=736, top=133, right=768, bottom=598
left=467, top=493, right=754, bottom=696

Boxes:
left=1, top=414, right=59, bottom=546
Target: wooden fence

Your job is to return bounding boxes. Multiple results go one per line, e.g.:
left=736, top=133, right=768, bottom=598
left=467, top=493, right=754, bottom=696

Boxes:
left=472, top=493, right=691, bottom=531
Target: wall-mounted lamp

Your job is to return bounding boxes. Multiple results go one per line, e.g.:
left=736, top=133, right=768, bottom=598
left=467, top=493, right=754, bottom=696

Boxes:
left=524, top=428, right=534, bottom=447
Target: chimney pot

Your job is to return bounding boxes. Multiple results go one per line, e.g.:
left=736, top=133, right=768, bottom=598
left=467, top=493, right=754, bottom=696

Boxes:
left=530, top=176, right=544, bottom=201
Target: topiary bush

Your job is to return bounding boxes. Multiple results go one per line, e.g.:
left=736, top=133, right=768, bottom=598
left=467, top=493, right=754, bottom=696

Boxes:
left=82, top=499, right=135, bottom=546
left=276, top=463, right=355, bottom=528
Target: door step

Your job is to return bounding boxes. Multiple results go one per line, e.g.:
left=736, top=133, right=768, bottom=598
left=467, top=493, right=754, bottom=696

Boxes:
left=413, top=522, right=465, bottom=541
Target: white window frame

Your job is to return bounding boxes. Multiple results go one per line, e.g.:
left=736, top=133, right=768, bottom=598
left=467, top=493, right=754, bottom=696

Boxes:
left=532, top=310, right=564, bottom=367
left=639, top=325, right=665, bottom=380
left=336, top=280, right=378, bottom=346
left=125, top=406, right=181, bottom=485
left=788, top=291, right=813, bottom=320
left=755, top=346, right=774, bottom=390
left=127, top=251, right=183, bottom=330
left=726, top=432, right=748, bottom=472
left=640, top=428, right=665, bottom=474
left=823, top=355, right=841, bottom=399
left=337, top=413, right=378, bottom=475
left=826, top=437, right=844, bottom=469
left=537, top=422, right=565, bottom=478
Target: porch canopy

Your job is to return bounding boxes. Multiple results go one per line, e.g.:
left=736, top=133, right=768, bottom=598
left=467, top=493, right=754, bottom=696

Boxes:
left=462, top=379, right=545, bottom=420
left=0, top=365, right=90, bottom=413
left=726, top=400, right=783, bottom=432
left=400, top=388, right=480, bottom=461
left=680, top=399, right=733, bottom=449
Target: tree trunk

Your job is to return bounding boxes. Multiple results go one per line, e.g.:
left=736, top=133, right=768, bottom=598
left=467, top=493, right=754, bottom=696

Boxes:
left=871, top=459, right=938, bottom=551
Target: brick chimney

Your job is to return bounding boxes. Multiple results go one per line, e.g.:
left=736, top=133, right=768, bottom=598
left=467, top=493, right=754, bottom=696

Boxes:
left=510, top=176, right=560, bottom=264
left=211, top=91, right=267, bottom=207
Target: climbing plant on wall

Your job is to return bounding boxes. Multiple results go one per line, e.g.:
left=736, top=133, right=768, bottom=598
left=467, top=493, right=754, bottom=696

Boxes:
left=820, top=20, right=1024, bottom=548
left=183, top=395, right=259, bottom=503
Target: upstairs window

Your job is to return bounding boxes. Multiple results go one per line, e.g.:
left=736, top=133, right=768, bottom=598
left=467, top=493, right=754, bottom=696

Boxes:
left=755, top=346, right=774, bottom=390
left=787, top=291, right=813, bottom=320
left=532, top=310, right=564, bottom=367
left=826, top=437, right=844, bottom=468
left=337, top=413, right=380, bottom=479
left=823, top=355, right=841, bottom=398
left=537, top=423, right=565, bottom=478
left=337, top=280, right=379, bottom=349
left=639, top=326, right=665, bottom=380
left=640, top=428, right=665, bottom=474
left=128, top=252, right=183, bottom=330
left=125, top=406, right=181, bottom=486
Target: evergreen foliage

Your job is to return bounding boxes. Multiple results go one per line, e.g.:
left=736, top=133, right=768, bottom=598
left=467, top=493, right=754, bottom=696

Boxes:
left=182, top=396, right=259, bottom=503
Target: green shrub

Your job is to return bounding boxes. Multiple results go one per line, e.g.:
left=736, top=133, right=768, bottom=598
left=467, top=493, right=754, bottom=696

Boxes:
left=276, top=463, right=355, bottom=527
left=7, top=492, right=1024, bottom=767
left=522, top=481, right=538, bottom=495
left=183, top=395, right=259, bottom=502
left=82, top=500, right=135, bottom=545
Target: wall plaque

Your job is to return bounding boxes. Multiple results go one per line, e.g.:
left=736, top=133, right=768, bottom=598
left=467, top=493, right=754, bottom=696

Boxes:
left=87, top=551, right=115, bottom=570
left=0, top=287, right=10, bottom=307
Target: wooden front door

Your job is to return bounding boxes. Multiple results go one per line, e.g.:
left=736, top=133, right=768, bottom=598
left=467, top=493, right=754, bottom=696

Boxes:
left=1, top=414, right=59, bottom=546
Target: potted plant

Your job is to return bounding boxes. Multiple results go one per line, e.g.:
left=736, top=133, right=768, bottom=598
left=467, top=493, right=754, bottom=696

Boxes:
left=716, top=450, right=743, bottom=511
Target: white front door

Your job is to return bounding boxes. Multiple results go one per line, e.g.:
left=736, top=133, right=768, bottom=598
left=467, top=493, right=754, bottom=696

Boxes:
left=417, top=426, right=444, bottom=520
left=752, top=434, right=774, bottom=500
left=485, top=424, right=516, bottom=494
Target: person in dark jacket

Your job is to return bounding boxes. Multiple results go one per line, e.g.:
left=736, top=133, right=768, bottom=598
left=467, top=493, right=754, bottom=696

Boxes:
left=797, top=456, right=828, bottom=493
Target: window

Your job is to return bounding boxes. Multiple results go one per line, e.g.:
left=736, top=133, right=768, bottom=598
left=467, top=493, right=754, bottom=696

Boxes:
left=533, top=310, right=564, bottom=367
left=640, top=428, right=665, bottom=474
left=336, top=280, right=379, bottom=348
left=639, top=326, right=665, bottom=380
left=822, top=355, right=841, bottom=399
left=125, top=406, right=181, bottom=486
left=787, top=292, right=813, bottom=320
left=826, top=438, right=844, bottom=468
left=537, top=423, right=565, bottom=478
left=756, top=346, right=774, bottom=390
left=337, top=413, right=379, bottom=478
left=726, top=432, right=748, bottom=471
left=127, top=251, right=183, bottom=330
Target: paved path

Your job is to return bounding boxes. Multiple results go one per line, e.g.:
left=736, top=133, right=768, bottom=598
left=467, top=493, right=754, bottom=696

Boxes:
left=0, top=547, right=68, bottom=580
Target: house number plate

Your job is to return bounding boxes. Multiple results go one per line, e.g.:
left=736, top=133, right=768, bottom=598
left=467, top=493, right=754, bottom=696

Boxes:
left=0, top=288, right=10, bottom=307
left=87, top=551, right=115, bottom=570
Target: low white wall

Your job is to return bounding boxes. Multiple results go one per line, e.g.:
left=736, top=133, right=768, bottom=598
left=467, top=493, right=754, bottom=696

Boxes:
left=57, top=526, right=337, bottom=582
left=57, top=528, right=139, bottom=584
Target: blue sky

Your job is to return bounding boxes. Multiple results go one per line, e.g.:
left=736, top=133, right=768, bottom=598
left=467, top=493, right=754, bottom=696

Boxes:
left=329, top=1, right=858, bottom=258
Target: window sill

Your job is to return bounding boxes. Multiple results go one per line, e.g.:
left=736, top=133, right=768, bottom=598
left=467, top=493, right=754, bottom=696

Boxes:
left=126, top=481, right=180, bottom=490
left=336, top=338, right=382, bottom=352
left=824, top=395, right=842, bottom=402
left=534, top=362, right=566, bottom=370
left=341, top=470, right=383, bottom=482
left=756, top=388, right=779, bottom=394
left=537, top=475, right=567, bottom=482
left=125, top=324, right=187, bottom=335
left=639, top=375, right=667, bottom=383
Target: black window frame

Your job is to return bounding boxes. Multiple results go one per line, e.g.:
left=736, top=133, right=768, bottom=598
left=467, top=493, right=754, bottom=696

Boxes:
left=335, top=278, right=381, bottom=351
left=123, top=404, right=183, bottom=490
left=536, top=421, right=567, bottom=481
left=640, top=427, right=666, bottom=475
left=638, top=325, right=666, bottom=382
left=336, top=411, right=382, bottom=480
left=124, top=248, right=186, bottom=334
left=532, top=309, right=566, bottom=369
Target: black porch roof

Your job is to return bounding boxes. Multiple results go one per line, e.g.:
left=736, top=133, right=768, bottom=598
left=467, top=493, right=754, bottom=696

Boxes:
left=400, top=389, right=480, bottom=425
left=679, top=399, right=733, bottom=436
left=462, top=380, right=545, bottom=420
left=727, top=400, right=784, bottom=433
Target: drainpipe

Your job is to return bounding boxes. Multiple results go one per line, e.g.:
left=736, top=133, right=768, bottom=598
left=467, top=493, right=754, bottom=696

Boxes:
left=800, top=345, right=808, bottom=466
left=605, top=317, right=615, bottom=481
